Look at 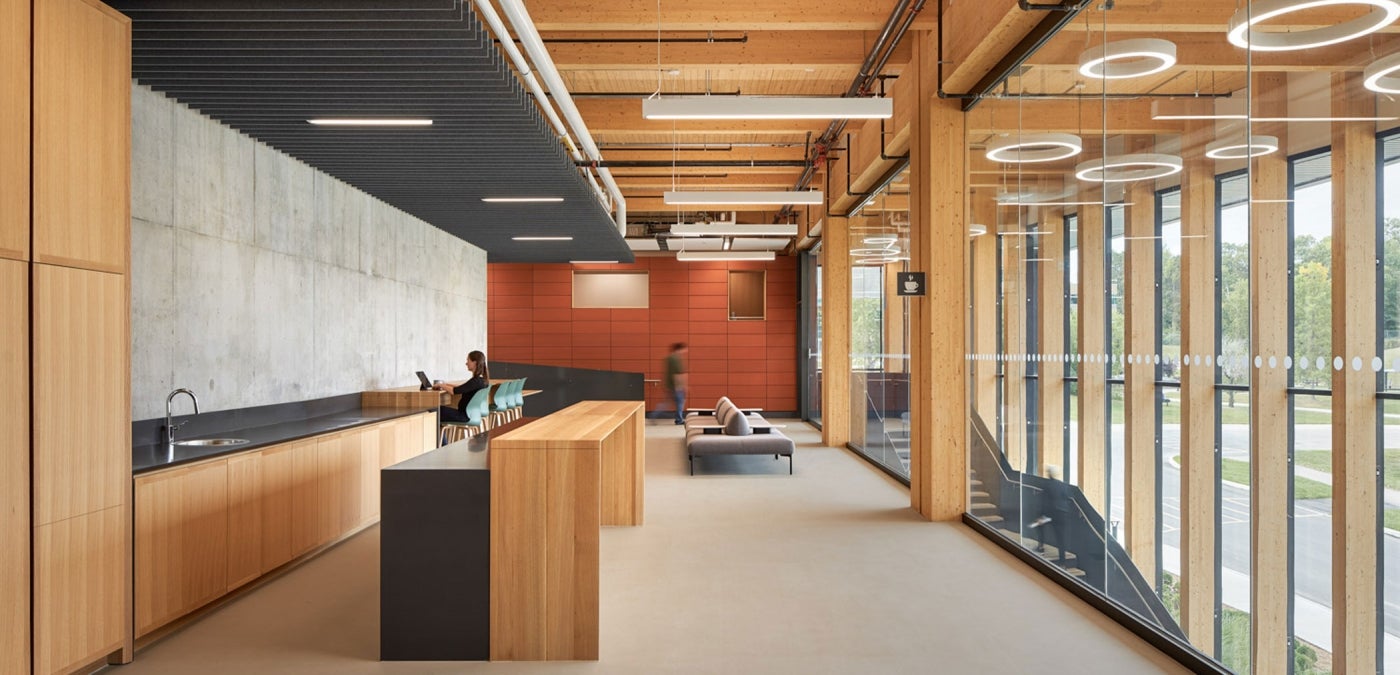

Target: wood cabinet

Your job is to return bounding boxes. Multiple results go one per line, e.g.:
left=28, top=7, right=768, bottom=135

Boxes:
left=0, top=259, right=28, bottom=675
left=0, top=0, right=28, bottom=262
left=33, top=505, right=126, bottom=675
left=32, top=265, right=128, bottom=525
left=134, top=413, right=435, bottom=638
left=134, top=461, right=228, bottom=638
left=32, top=0, right=129, bottom=274
left=226, top=452, right=262, bottom=589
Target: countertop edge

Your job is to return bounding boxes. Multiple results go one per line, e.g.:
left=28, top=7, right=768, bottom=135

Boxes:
left=133, top=407, right=437, bottom=476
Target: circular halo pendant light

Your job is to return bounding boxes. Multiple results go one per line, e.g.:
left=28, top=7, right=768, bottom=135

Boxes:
left=1075, top=154, right=1184, bottom=183
left=985, top=133, right=1084, bottom=163
left=1364, top=51, right=1400, bottom=93
left=1205, top=135, right=1280, bottom=159
left=1078, top=39, right=1178, bottom=79
left=1227, top=0, right=1400, bottom=51
left=968, top=224, right=988, bottom=237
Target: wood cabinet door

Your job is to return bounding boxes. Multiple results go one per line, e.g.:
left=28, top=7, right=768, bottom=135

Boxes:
left=227, top=452, right=262, bottom=590
left=288, top=439, right=320, bottom=557
left=134, top=461, right=229, bottom=638
left=33, top=505, right=125, bottom=674
left=0, top=259, right=26, bottom=675
left=418, top=412, right=437, bottom=455
left=32, top=264, right=127, bottom=526
left=31, top=0, right=129, bottom=273
left=258, top=443, right=293, bottom=573
left=0, top=0, right=28, bottom=262
left=358, top=425, right=381, bottom=525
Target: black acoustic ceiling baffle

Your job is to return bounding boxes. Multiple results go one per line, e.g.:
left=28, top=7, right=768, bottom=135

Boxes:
left=109, top=0, right=632, bottom=263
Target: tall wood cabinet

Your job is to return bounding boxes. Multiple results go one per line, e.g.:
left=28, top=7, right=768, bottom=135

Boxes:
left=11, top=0, right=132, bottom=672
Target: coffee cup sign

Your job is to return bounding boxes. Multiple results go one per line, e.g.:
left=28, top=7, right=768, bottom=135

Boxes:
left=896, top=272, right=925, bottom=297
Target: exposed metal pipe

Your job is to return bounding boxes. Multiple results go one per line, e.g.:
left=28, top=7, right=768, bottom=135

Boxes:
left=487, top=0, right=628, bottom=235
left=537, top=34, right=748, bottom=44
left=780, top=0, right=925, bottom=219
left=577, top=160, right=808, bottom=168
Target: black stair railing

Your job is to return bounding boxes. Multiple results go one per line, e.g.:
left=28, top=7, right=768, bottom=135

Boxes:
left=967, top=410, right=1185, bottom=639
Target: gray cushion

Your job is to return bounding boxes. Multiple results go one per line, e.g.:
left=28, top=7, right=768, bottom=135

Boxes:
left=724, top=410, right=752, bottom=436
left=688, top=431, right=794, bottom=456
left=716, top=398, right=735, bottom=426
left=714, top=396, right=731, bottom=418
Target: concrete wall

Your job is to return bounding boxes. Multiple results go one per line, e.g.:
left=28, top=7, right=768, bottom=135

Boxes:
left=131, top=84, right=487, bottom=420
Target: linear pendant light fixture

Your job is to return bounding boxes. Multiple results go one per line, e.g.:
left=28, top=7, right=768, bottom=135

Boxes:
left=670, top=223, right=800, bottom=237
left=643, top=96, right=892, bottom=120
left=676, top=250, right=776, bottom=261
left=664, top=190, right=823, bottom=205
left=1227, top=0, right=1400, bottom=51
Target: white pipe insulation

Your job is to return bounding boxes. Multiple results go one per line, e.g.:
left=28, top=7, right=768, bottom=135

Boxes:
left=478, top=0, right=628, bottom=236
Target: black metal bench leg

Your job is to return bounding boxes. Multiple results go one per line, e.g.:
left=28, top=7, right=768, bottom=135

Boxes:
left=789, top=455, right=793, bottom=475
left=689, top=455, right=694, bottom=475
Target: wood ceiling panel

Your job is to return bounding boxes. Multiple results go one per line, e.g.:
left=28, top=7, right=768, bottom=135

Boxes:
left=559, top=67, right=857, bottom=96
left=575, top=98, right=830, bottom=135
left=542, top=30, right=899, bottom=70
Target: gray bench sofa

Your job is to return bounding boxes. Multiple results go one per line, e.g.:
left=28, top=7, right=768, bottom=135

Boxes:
left=683, top=397, right=795, bottom=475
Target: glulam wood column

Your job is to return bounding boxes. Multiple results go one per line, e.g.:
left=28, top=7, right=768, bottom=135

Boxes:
left=821, top=215, right=851, bottom=449
left=1124, top=167, right=1158, bottom=583
left=1249, top=72, right=1289, bottom=675
left=1178, top=114, right=1219, bottom=653
left=1077, top=199, right=1108, bottom=513
left=1036, top=208, right=1066, bottom=477
left=1330, top=71, right=1379, bottom=675
left=908, top=30, right=967, bottom=520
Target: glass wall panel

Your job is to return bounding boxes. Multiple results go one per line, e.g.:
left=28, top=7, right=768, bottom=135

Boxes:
left=802, top=249, right=822, bottom=426
left=1381, top=132, right=1400, bottom=673
left=1217, top=173, right=1251, bottom=673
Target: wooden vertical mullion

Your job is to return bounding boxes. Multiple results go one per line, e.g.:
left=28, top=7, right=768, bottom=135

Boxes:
left=1249, top=71, right=1290, bottom=675
left=1125, top=169, right=1159, bottom=583
left=1178, top=114, right=1219, bottom=653
left=1038, top=208, right=1066, bottom=478
left=1002, top=223, right=1026, bottom=470
left=1078, top=199, right=1108, bottom=513
left=1330, top=71, right=1379, bottom=675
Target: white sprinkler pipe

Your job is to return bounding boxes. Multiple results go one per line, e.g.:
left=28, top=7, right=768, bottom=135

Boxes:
left=472, top=0, right=610, bottom=208
left=489, top=0, right=628, bottom=236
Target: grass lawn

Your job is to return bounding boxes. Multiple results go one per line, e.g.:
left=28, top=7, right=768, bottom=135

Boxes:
left=1174, top=456, right=1333, bottom=499
left=1295, top=450, right=1400, bottom=491
left=1387, top=509, right=1400, bottom=532
left=1069, top=390, right=1337, bottom=425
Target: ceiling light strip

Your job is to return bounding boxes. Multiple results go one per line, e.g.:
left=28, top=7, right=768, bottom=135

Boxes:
left=642, top=96, right=893, bottom=120
left=307, top=118, right=433, bottom=126
left=675, top=250, right=777, bottom=261
left=512, top=236, right=574, bottom=241
left=664, top=190, right=823, bottom=205
left=482, top=197, right=565, bottom=203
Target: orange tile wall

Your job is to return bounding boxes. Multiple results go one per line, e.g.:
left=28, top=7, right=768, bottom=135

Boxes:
left=487, top=257, right=798, bottom=414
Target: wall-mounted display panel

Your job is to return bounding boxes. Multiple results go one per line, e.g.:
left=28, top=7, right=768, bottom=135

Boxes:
left=572, top=270, right=648, bottom=309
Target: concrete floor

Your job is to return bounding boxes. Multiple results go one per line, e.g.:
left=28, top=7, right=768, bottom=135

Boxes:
left=113, top=421, right=1188, bottom=675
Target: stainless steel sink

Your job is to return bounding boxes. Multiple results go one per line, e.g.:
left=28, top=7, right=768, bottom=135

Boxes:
left=173, top=438, right=250, bottom=447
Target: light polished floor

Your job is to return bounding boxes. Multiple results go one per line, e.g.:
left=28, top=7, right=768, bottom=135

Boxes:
left=114, top=420, right=1187, bottom=675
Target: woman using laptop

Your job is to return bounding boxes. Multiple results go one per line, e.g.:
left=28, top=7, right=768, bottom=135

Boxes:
left=435, top=350, right=490, bottom=423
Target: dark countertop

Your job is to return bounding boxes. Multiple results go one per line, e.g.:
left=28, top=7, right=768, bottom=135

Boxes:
left=134, top=406, right=436, bottom=474
left=384, top=435, right=490, bottom=472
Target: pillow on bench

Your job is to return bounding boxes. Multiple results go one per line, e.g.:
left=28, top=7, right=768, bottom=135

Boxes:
left=723, top=409, right=751, bottom=436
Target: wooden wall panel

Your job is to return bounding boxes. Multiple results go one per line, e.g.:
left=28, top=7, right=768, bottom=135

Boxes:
left=227, top=452, right=263, bottom=589
left=32, top=0, right=129, bottom=274
left=0, top=0, right=28, bottom=262
left=727, top=269, right=765, bottom=320
left=32, top=264, right=128, bottom=525
left=1124, top=180, right=1158, bottom=583
left=1250, top=72, right=1290, bottom=675
left=0, top=259, right=27, bottom=675
left=134, top=461, right=229, bottom=638
left=1178, top=116, right=1219, bottom=652
left=1077, top=201, right=1108, bottom=513
left=1330, top=72, right=1380, bottom=675
left=33, top=505, right=126, bottom=675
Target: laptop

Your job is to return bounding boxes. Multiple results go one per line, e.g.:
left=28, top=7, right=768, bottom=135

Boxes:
left=415, top=371, right=433, bottom=391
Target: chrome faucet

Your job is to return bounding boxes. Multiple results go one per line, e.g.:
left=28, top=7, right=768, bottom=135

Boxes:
left=166, top=388, right=200, bottom=445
